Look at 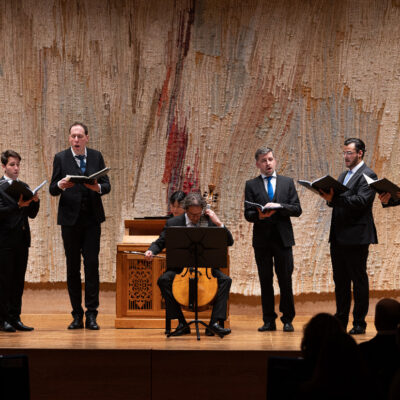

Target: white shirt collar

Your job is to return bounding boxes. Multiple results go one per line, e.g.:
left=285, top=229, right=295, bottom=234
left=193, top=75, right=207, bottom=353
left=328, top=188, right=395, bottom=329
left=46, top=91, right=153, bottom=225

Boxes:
left=185, top=213, right=193, bottom=226
left=70, top=147, right=87, bottom=158
left=348, top=160, right=364, bottom=174
left=261, top=170, right=277, bottom=179
left=2, top=175, right=16, bottom=184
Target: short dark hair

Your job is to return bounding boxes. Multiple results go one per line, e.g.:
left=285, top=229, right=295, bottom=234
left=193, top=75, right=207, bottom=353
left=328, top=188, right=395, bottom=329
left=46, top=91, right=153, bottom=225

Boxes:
left=183, top=192, right=206, bottom=210
left=374, top=298, right=400, bottom=332
left=344, top=138, right=366, bottom=158
left=1, top=150, right=21, bottom=165
left=255, top=147, right=274, bottom=161
left=69, top=122, right=88, bottom=135
left=169, top=190, right=186, bottom=205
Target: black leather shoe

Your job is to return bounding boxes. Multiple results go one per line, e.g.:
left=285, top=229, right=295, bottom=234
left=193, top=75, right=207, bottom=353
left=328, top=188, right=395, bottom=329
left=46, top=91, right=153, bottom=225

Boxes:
left=85, top=315, right=100, bottom=330
left=258, top=322, right=276, bottom=332
left=206, top=322, right=231, bottom=336
left=169, top=323, right=190, bottom=336
left=68, top=317, right=84, bottom=330
left=10, top=320, right=34, bottom=331
left=283, top=322, right=294, bottom=332
left=0, top=321, right=16, bottom=332
left=349, top=325, right=365, bottom=335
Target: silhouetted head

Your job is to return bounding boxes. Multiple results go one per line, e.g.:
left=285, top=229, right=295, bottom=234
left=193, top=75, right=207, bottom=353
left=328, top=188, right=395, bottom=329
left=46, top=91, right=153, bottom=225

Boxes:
left=301, top=313, right=345, bottom=365
left=374, top=298, right=400, bottom=333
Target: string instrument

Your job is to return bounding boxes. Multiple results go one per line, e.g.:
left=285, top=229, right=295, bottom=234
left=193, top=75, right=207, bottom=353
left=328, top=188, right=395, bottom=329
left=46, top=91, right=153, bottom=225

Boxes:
left=172, top=184, right=220, bottom=311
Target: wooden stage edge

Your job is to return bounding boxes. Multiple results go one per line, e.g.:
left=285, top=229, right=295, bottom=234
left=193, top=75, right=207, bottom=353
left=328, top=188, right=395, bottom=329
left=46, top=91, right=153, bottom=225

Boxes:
left=0, top=314, right=378, bottom=400
left=0, top=314, right=377, bottom=351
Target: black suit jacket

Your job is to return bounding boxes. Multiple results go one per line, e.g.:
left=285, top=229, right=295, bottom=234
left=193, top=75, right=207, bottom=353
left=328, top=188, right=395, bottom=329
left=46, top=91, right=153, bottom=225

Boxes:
left=148, top=213, right=234, bottom=256
left=0, top=178, right=40, bottom=248
left=244, top=175, right=302, bottom=247
left=49, top=147, right=111, bottom=226
left=328, top=163, right=377, bottom=245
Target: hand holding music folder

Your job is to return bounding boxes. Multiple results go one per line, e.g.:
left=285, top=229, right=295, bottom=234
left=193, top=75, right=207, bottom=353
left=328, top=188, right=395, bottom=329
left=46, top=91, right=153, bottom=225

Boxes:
left=5, top=179, right=47, bottom=200
left=363, top=173, right=400, bottom=200
left=298, top=175, right=348, bottom=195
left=244, top=200, right=283, bottom=213
left=65, top=167, right=110, bottom=185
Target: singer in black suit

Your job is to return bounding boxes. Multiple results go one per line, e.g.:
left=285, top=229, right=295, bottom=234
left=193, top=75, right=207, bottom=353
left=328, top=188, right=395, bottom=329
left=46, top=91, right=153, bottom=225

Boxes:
left=320, top=138, right=377, bottom=334
left=0, top=150, right=40, bottom=332
left=245, top=147, right=302, bottom=332
left=49, top=122, right=110, bottom=330
left=145, top=192, right=233, bottom=336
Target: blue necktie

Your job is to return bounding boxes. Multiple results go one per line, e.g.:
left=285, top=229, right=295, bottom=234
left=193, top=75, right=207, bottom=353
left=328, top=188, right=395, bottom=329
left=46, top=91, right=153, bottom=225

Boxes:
left=343, top=170, right=352, bottom=185
left=265, top=176, right=274, bottom=200
left=75, top=155, right=86, bottom=174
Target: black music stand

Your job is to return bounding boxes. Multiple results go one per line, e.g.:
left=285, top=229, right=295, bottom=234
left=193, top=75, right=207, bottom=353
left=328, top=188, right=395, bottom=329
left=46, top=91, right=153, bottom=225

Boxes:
left=166, top=226, right=228, bottom=340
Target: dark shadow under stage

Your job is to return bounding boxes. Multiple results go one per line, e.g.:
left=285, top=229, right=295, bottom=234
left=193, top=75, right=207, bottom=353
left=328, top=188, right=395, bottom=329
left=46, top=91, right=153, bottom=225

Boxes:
left=0, top=314, right=377, bottom=400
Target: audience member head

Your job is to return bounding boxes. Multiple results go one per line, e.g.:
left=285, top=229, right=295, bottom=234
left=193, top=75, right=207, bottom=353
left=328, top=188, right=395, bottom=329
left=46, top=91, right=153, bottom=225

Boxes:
left=169, top=190, right=186, bottom=217
left=306, top=332, right=369, bottom=399
left=301, top=313, right=345, bottom=367
left=374, top=298, right=400, bottom=333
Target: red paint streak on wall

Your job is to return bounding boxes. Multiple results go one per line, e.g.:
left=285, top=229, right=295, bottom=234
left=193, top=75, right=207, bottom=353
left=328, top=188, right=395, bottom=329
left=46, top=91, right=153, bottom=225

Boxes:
left=162, top=117, right=188, bottom=189
left=182, top=148, right=200, bottom=194
left=157, top=66, right=171, bottom=116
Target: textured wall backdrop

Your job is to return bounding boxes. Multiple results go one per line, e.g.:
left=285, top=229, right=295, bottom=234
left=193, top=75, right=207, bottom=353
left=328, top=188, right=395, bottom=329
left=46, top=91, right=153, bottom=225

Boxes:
left=0, top=0, right=399, bottom=295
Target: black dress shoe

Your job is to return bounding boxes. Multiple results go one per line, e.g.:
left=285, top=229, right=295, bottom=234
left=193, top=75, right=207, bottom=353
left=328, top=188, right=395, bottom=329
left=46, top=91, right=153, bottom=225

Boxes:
left=68, top=317, right=84, bottom=330
left=170, top=323, right=190, bottom=336
left=10, top=320, right=34, bottom=331
left=85, top=315, right=100, bottom=330
left=206, top=322, right=231, bottom=336
left=258, top=322, right=276, bottom=332
left=283, top=322, right=294, bottom=332
left=349, top=325, right=366, bottom=335
left=0, top=321, right=16, bottom=332
left=169, top=323, right=190, bottom=336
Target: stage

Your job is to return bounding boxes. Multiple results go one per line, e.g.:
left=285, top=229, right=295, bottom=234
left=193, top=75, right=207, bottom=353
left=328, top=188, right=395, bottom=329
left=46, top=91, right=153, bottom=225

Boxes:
left=0, top=313, right=376, bottom=400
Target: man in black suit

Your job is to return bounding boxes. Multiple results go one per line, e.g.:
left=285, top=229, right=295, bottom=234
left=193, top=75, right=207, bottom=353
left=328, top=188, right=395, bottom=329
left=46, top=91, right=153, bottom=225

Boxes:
left=145, top=192, right=233, bottom=336
left=245, top=147, right=302, bottom=332
left=0, top=150, right=40, bottom=332
left=50, top=122, right=111, bottom=330
left=320, top=138, right=377, bottom=334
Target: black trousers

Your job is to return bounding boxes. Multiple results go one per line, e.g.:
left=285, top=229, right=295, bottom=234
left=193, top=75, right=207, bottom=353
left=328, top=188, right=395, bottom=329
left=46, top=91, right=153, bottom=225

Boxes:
left=254, top=240, right=295, bottom=324
left=61, top=222, right=101, bottom=318
left=330, top=242, right=370, bottom=329
left=0, top=238, right=29, bottom=323
left=157, top=269, right=232, bottom=323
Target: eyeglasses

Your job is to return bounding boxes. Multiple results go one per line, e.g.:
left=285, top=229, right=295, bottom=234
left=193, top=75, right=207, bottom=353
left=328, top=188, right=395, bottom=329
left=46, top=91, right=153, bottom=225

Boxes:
left=342, top=151, right=357, bottom=156
left=186, top=210, right=202, bottom=216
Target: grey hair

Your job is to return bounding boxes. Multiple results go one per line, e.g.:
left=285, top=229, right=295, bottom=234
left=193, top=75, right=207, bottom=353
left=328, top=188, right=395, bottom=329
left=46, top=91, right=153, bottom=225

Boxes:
left=183, top=192, right=207, bottom=210
left=255, top=147, right=274, bottom=160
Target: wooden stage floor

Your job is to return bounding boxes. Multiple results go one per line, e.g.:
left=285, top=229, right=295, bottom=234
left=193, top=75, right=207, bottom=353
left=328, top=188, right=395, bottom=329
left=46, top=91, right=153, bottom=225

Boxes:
left=0, top=314, right=377, bottom=400
left=0, top=313, right=376, bottom=351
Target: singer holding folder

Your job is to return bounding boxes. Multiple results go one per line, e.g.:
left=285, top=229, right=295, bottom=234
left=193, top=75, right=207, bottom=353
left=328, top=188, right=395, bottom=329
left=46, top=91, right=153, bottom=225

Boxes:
left=0, top=150, right=40, bottom=332
left=244, top=147, right=302, bottom=333
left=319, top=138, right=377, bottom=335
left=50, top=122, right=111, bottom=330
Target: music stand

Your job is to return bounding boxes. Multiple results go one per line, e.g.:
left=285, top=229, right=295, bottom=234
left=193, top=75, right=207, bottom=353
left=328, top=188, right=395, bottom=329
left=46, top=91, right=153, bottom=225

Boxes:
left=166, top=226, right=228, bottom=340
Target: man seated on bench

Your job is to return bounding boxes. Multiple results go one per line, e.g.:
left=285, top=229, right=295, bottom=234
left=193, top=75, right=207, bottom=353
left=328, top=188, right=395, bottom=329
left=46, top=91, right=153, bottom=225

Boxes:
left=145, top=192, right=233, bottom=336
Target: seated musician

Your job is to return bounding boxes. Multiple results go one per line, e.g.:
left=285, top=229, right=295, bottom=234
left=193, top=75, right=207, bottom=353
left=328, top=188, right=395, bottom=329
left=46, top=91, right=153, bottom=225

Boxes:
left=144, top=192, right=233, bottom=336
left=168, top=190, right=186, bottom=217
